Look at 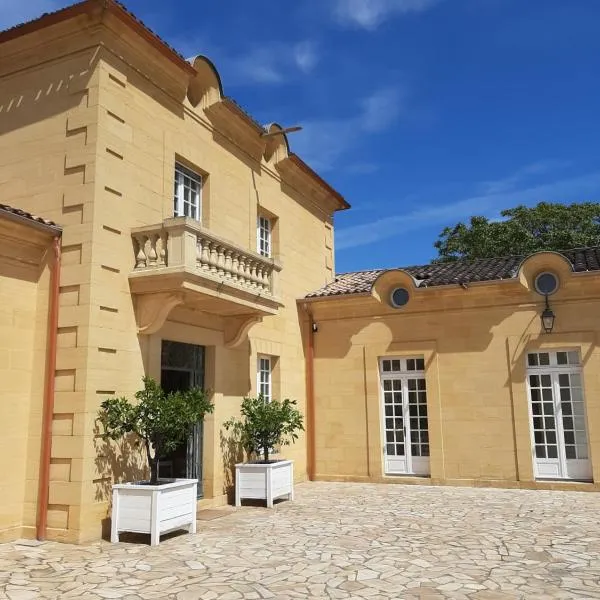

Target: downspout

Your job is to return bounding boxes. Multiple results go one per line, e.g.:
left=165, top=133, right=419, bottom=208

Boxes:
left=37, top=236, right=61, bottom=541
left=306, top=308, right=316, bottom=481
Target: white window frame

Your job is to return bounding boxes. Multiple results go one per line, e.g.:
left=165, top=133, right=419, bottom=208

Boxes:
left=379, top=356, right=430, bottom=477
left=257, top=355, right=272, bottom=402
left=525, top=348, right=592, bottom=481
left=257, top=215, right=271, bottom=257
left=174, top=162, right=202, bottom=221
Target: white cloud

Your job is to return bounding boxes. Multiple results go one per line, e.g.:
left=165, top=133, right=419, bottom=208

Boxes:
left=293, top=41, right=319, bottom=73
left=360, top=86, right=406, bottom=132
left=0, top=0, right=62, bottom=29
left=333, top=0, right=442, bottom=30
left=336, top=169, right=600, bottom=250
left=293, top=86, right=407, bottom=171
left=232, top=47, right=285, bottom=84
left=478, top=159, right=572, bottom=195
left=176, top=37, right=319, bottom=86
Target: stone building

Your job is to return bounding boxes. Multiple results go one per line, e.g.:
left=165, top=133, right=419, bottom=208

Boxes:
left=1, top=0, right=599, bottom=545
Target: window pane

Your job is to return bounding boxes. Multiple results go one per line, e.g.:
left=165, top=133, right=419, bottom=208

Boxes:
left=528, top=353, right=538, bottom=366
left=557, top=352, right=567, bottom=365
left=416, top=358, right=425, bottom=371
left=383, top=380, right=391, bottom=391
left=535, top=445, right=546, bottom=458
left=565, top=446, right=576, bottom=459
left=391, top=360, right=401, bottom=371
left=541, top=374, right=551, bottom=387
left=382, top=360, right=391, bottom=372
left=547, top=445, right=558, bottom=459
left=568, top=351, right=580, bottom=365
left=539, top=353, right=550, bottom=366
left=529, top=375, right=539, bottom=388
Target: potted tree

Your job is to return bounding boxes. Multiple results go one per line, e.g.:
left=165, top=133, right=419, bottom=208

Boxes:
left=224, top=395, right=304, bottom=508
left=98, top=377, right=213, bottom=545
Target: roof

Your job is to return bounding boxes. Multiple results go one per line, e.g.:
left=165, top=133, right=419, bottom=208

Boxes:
left=0, top=0, right=195, bottom=75
left=0, top=203, right=62, bottom=232
left=306, top=247, right=600, bottom=299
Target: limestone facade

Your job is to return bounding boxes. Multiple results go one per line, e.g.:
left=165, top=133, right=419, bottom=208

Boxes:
left=0, top=0, right=345, bottom=542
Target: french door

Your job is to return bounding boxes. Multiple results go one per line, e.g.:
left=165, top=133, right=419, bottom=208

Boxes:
left=380, top=357, right=430, bottom=476
left=526, top=350, right=592, bottom=481
left=160, top=340, right=205, bottom=497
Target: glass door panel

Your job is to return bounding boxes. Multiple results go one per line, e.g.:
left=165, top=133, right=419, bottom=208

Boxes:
left=380, top=358, right=430, bottom=476
left=382, top=378, right=408, bottom=474
left=160, top=341, right=205, bottom=497
left=527, top=350, right=591, bottom=481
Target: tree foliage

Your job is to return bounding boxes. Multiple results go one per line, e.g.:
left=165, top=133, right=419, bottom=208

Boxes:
left=434, top=202, right=600, bottom=261
left=98, top=377, right=213, bottom=485
left=224, top=395, right=304, bottom=462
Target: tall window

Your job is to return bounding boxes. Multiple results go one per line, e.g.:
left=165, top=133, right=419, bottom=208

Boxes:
left=174, top=163, right=201, bottom=221
left=257, top=216, right=271, bottom=257
left=257, top=356, right=272, bottom=401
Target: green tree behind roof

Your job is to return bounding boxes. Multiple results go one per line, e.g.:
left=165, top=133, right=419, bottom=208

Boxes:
left=434, top=202, right=600, bottom=262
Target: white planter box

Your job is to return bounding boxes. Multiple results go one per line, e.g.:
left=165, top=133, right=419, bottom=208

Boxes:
left=235, top=459, right=294, bottom=508
left=111, top=478, right=197, bottom=546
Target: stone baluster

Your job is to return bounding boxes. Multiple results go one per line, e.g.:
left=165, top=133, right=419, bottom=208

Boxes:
left=255, top=264, right=263, bottom=290
left=264, top=266, right=272, bottom=292
left=134, top=234, right=148, bottom=269
left=158, top=232, right=167, bottom=266
left=238, top=256, right=247, bottom=285
left=216, top=245, right=226, bottom=276
left=249, top=260, right=258, bottom=288
left=209, top=242, right=219, bottom=274
left=230, top=252, right=240, bottom=281
left=198, top=237, right=210, bottom=270
left=147, top=234, right=159, bottom=267
left=224, top=249, right=233, bottom=278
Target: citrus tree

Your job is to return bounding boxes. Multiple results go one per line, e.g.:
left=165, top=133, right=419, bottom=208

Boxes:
left=224, top=395, right=304, bottom=462
left=98, top=377, right=213, bottom=485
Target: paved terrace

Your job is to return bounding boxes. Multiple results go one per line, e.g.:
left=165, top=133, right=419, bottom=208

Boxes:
left=1, top=482, right=599, bottom=599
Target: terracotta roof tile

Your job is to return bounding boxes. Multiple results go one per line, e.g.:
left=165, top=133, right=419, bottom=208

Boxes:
left=306, top=247, right=600, bottom=298
left=0, top=203, right=61, bottom=230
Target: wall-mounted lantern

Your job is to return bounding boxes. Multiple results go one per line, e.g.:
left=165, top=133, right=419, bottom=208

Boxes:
left=541, top=294, right=556, bottom=334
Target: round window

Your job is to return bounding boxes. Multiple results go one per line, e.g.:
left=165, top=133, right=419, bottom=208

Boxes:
left=534, top=272, right=559, bottom=296
left=390, top=287, right=410, bottom=308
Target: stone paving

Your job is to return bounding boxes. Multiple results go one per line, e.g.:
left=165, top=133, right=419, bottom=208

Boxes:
left=1, top=482, right=600, bottom=599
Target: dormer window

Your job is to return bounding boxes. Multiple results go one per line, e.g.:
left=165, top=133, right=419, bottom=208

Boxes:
left=174, top=163, right=202, bottom=221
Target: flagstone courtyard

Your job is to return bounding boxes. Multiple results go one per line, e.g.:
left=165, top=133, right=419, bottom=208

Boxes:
left=1, top=482, right=599, bottom=599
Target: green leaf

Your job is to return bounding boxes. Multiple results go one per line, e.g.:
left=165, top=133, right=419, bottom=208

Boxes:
left=223, top=395, right=304, bottom=462
left=434, top=202, right=600, bottom=261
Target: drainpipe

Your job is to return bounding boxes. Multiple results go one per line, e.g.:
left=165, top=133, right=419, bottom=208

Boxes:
left=37, top=236, right=61, bottom=541
left=306, top=308, right=316, bottom=481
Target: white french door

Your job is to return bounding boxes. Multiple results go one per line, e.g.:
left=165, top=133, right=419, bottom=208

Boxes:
left=526, top=350, right=592, bottom=481
left=380, top=357, right=430, bottom=476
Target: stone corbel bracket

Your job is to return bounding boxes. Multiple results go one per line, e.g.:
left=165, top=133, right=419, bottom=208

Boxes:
left=224, top=315, right=263, bottom=348
left=136, top=292, right=185, bottom=335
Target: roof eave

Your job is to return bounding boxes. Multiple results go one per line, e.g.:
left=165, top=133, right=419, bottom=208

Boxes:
left=0, top=0, right=196, bottom=77
left=0, top=209, right=62, bottom=235
left=289, top=154, right=350, bottom=212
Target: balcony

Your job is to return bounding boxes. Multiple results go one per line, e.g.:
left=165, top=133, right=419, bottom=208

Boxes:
left=129, top=217, right=282, bottom=341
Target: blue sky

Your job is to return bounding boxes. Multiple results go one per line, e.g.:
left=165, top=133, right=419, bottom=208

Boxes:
left=3, top=0, right=600, bottom=272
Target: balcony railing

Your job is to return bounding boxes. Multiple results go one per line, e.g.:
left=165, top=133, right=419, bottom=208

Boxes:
left=131, top=217, right=281, bottom=301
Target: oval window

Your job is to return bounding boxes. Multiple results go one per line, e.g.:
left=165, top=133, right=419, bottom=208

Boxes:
left=534, top=272, right=559, bottom=296
left=390, top=287, right=410, bottom=308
